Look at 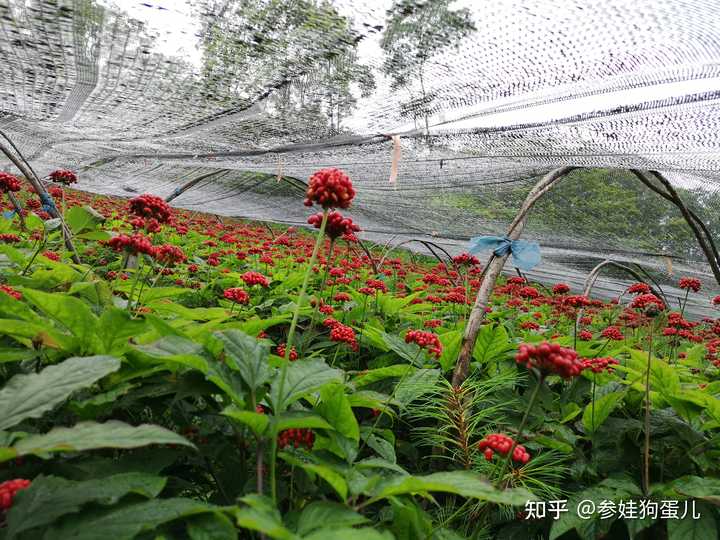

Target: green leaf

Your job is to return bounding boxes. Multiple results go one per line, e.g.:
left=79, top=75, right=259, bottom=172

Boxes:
left=273, top=411, right=334, bottom=433
left=667, top=503, right=717, bottom=540
left=367, top=471, right=534, bottom=506
left=214, top=329, right=270, bottom=391
left=473, top=323, right=511, bottom=363
left=353, top=365, right=412, bottom=388
left=672, top=476, right=720, bottom=505
left=296, top=502, right=369, bottom=536
left=0, top=348, right=37, bottom=363
left=97, top=308, right=148, bottom=354
left=317, top=384, right=359, bottom=442
left=303, top=529, right=394, bottom=540
left=22, top=289, right=101, bottom=353
left=269, top=359, right=343, bottom=410
left=65, top=205, right=105, bottom=233
left=5, top=473, right=166, bottom=538
left=235, top=494, right=296, bottom=540
left=582, top=391, right=626, bottom=434
left=187, top=512, right=237, bottom=540
left=366, top=434, right=396, bottom=463
left=0, top=318, right=75, bottom=351
left=382, top=332, right=426, bottom=366
left=278, top=452, right=348, bottom=500
left=10, top=421, right=194, bottom=459
left=437, top=330, right=462, bottom=372
left=222, top=406, right=270, bottom=436
left=0, top=355, right=121, bottom=430
left=77, top=230, right=112, bottom=241
left=395, top=368, right=440, bottom=409
left=0, top=288, right=44, bottom=322
left=134, top=335, right=209, bottom=372
left=47, top=497, right=216, bottom=540
left=622, top=348, right=680, bottom=397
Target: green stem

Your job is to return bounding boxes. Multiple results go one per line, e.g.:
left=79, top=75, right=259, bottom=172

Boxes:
left=643, top=323, right=654, bottom=496
left=496, top=370, right=544, bottom=485
left=270, top=208, right=329, bottom=504
left=126, top=254, right=144, bottom=311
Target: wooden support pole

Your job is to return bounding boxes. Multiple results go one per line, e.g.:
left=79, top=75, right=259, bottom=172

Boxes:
left=452, top=166, right=576, bottom=387
left=0, top=139, right=80, bottom=263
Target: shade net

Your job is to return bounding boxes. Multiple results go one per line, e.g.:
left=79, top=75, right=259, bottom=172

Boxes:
left=1, top=0, right=719, bottom=318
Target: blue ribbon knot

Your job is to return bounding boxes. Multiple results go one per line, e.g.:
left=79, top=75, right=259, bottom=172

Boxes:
left=39, top=192, right=57, bottom=214
left=468, top=235, right=541, bottom=271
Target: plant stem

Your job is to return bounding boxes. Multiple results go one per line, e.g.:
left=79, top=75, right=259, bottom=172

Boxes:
left=270, top=208, right=328, bottom=504
left=126, top=254, right=144, bottom=311
left=497, top=370, right=544, bottom=485
left=643, top=323, right=654, bottom=496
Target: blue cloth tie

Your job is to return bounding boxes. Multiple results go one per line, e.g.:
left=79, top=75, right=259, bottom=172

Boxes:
left=39, top=192, right=57, bottom=214
left=2, top=210, right=16, bottom=220
left=468, top=235, right=541, bottom=271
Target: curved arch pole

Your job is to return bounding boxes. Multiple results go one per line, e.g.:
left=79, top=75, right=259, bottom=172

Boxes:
left=574, top=259, right=666, bottom=329
left=452, top=166, right=577, bottom=387
left=630, top=169, right=720, bottom=285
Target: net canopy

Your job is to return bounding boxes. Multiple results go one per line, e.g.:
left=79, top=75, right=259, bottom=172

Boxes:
left=1, top=0, right=720, bottom=318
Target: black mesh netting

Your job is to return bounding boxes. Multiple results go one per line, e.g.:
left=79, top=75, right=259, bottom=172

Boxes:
left=1, top=0, right=719, bottom=317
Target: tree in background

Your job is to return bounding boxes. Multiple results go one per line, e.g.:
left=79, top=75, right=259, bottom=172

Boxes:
left=381, top=0, right=475, bottom=134
left=198, top=0, right=374, bottom=138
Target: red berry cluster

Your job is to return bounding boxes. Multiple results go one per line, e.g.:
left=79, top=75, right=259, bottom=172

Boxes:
left=278, top=428, right=315, bottom=449
left=324, top=317, right=359, bottom=351
left=241, top=271, right=270, bottom=288
left=365, top=279, right=387, bottom=293
left=452, top=253, right=480, bottom=266
left=277, top=343, right=298, bottom=361
left=552, top=283, right=570, bottom=294
left=308, top=211, right=360, bottom=240
left=713, top=295, right=720, bottom=306
left=581, top=356, right=619, bottom=373
left=405, top=330, right=442, bottom=358
left=515, top=342, right=584, bottom=378
left=478, top=434, right=530, bottom=464
left=578, top=330, right=593, bottom=341
left=563, top=295, right=590, bottom=308
left=107, top=233, right=156, bottom=256
left=679, top=277, right=702, bottom=292
left=49, top=169, right=78, bottom=185
left=518, top=286, right=540, bottom=299
left=630, top=293, right=665, bottom=311
left=42, top=251, right=60, bottom=261
left=0, top=234, right=21, bottom=243
left=304, top=168, right=355, bottom=209
left=333, top=292, right=351, bottom=302
left=0, top=284, right=22, bottom=300
left=223, top=287, right=250, bottom=305
left=0, top=478, right=31, bottom=510
left=154, top=244, right=186, bottom=265
left=600, top=326, right=624, bottom=341
left=627, top=282, right=651, bottom=295
left=424, top=319, right=442, bottom=328
left=0, top=172, right=21, bottom=193
left=129, top=194, right=173, bottom=224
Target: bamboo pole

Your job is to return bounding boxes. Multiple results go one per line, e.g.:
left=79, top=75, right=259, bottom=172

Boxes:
left=452, top=166, right=576, bottom=386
